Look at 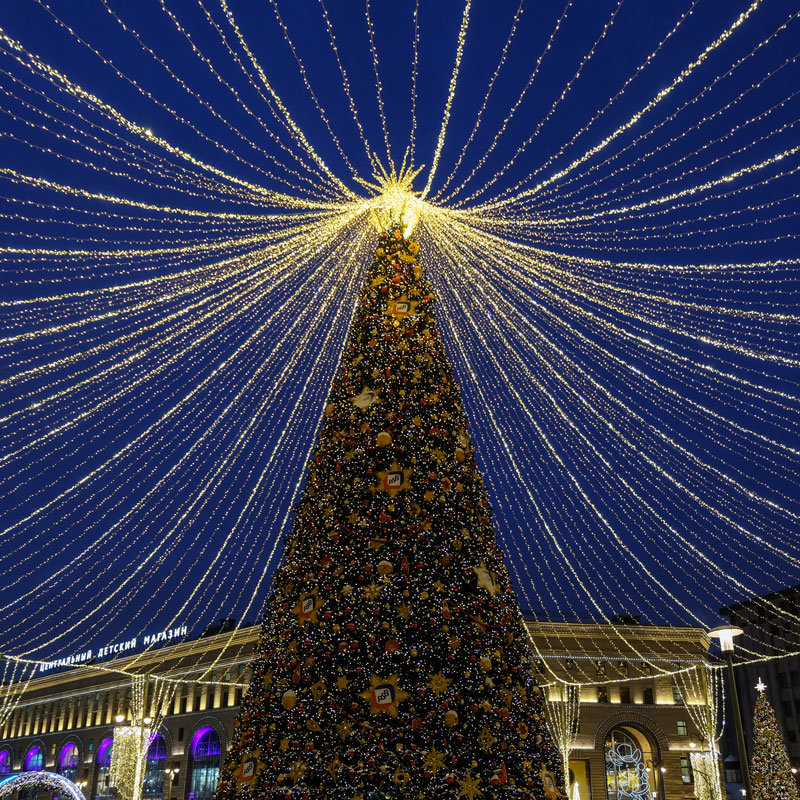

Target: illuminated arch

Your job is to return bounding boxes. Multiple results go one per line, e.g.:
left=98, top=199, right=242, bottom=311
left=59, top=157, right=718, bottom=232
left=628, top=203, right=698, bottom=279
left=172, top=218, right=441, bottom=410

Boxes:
left=94, top=736, right=114, bottom=800
left=594, top=712, right=669, bottom=757
left=19, top=746, right=45, bottom=800
left=58, top=741, right=81, bottom=783
left=186, top=717, right=228, bottom=756
left=187, top=727, right=221, bottom=800
left=0, top=772, right=87, bottom=800
left=598, top=717, right=667, bottom=800
left=23, top=745, right=44, bottom=772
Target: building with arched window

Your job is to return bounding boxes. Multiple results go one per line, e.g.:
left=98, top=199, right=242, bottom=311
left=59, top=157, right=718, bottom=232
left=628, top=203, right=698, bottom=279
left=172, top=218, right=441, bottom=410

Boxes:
left=187, top=728, right=221, bottom=800
left=528, top=622, right=722, bottom=800
left=605, top=725, right=661, bottom=800
left=94, top=738, right=114, bottom=800
left=20, top=746, right=44, bottom=800
left=58, top=742, right=80, bottom=783
left=0, top=622, right=721, bottom=800
left=0, top=749, right=11, bottom=775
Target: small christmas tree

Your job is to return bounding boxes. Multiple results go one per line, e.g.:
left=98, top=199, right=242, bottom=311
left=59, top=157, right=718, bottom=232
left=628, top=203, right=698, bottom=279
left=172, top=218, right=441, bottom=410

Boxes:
left=214, top=221, right=563, bottom=799
left=750, top=679, right=799, bottom=800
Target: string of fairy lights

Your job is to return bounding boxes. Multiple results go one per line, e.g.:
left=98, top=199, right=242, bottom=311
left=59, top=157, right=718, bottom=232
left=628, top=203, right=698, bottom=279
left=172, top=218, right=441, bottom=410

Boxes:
left=0, top=0, right=798, bottom=718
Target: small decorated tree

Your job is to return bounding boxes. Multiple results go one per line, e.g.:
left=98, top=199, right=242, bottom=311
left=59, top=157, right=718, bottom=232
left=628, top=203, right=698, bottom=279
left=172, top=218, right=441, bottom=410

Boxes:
left=751, top=679, right=799, bottom=800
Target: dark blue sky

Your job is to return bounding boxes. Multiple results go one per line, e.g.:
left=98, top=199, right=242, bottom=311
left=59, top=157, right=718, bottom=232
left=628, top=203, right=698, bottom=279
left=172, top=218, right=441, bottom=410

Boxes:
left=1, top=0, right=799, bottom=666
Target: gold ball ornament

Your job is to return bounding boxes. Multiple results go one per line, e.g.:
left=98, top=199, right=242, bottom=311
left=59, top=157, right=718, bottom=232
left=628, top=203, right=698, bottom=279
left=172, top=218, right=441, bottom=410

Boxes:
left=480, top=657, right=492, bottom=671
left=281, top=690, right=297, bottom=710
left=444, top=709, right=459, bottom=728
left=377, top=560, right=394, bottom=575
left=455, top=447, right=465, bottom=462
left=376, top=431, right=392, bottom=447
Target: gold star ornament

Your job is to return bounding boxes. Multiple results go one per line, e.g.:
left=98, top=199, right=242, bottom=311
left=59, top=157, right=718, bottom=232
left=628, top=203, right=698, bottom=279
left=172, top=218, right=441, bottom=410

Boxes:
left=291, top=588, right=324, bottom=625
left=458, top=771, right=483, bottom=799
left=235, top=750, right=264, bottom=788
left=427, top=671, right=452, bottom=695
left=423, top=746, right=447, bottom=775
left=374, top=462, right=412, bottom=496
left=360, top=673, right=410, bottom=716
left=385, top=295, right=419, bottom=319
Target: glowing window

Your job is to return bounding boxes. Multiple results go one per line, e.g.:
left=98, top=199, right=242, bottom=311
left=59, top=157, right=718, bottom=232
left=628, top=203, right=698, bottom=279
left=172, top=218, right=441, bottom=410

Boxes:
left=605, top=726, right=657, bottom=800
left=24, top=747, right=44, bottom=771
left=21, top=748, right=44, bottom=800
left=58, top=743, right=80, bottom=782
left=94, top=738, right=114, bottom=800
left=188, top=728, right=220, bottom=800
left=143, top=734, right=167, bottom=800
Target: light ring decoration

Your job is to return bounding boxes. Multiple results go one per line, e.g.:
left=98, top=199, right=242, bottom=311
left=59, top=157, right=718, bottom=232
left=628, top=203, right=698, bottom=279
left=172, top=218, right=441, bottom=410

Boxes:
left=0, top=771, right=87, bottom=800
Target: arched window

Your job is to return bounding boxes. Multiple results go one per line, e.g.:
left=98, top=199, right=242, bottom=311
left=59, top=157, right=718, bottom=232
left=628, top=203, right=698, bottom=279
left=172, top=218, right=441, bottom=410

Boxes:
left=94, top=738, right=115, bottom=800
left=0, top=750, right=11, bottom=775
left=21, top=747, right=44, bottom=800
left=142, top=734, right=167, bottom=800
left=24, top=747, right=43, bottom=772
left=605, top=726, right=659, bottom=800
left=58, top=743, right=80, bottom=782
left=187, top=728, right=220, bottom=800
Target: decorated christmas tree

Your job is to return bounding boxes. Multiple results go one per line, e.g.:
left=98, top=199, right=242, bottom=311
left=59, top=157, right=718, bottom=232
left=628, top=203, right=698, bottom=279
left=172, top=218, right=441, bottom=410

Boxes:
left=750, top=682, right=800, bottom=800
left=215, top=216, right=562, bottom=799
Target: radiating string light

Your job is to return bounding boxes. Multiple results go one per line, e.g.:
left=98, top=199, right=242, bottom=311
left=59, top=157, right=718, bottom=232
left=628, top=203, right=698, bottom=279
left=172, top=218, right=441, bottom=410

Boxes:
left=1, top=1, right=798, bottom=701
left=420, top=0, right=470, bottom=198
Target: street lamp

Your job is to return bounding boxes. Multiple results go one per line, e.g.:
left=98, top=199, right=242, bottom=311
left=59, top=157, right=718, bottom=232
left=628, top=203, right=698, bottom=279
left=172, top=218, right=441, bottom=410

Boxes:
left=164, top=767, right=179, bottom=800
left=709, top=625, right=753, bottom=800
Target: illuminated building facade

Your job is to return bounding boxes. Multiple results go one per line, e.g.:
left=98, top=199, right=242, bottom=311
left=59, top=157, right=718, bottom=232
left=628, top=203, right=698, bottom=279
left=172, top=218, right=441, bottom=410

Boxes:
left=527, top=622, right=720, bottom=800
left=0, top=622, right=718, bottom=800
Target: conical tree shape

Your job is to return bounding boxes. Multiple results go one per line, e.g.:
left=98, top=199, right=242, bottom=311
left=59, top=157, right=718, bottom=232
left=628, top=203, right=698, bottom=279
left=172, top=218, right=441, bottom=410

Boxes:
left=751, top=688, right=799, bottom=800
left=215, top=227, right=562, bottom=799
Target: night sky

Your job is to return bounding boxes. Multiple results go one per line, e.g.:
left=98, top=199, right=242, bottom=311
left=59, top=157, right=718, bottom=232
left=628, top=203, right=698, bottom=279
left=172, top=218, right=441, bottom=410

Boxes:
left=1, top=0, right=799, bottom=667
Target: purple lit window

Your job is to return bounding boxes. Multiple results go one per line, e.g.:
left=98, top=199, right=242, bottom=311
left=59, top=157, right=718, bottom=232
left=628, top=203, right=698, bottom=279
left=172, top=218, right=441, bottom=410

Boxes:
left=147, top=734, right=167, bottom=762
left=0, top=750, right=11, bottom=774
left=21, top=748, right=43, bottom=800
left=58, top=743, right=80, bottom=782
left=191, top=728, right=220, bottom=758
left=96, top=738, right=113, bottom=767
left=143, top=734, right=167, bottom=800
left=24, top=747, right=43, bottom=771
left=94, top=738, right=114, bottom=800
left=188, top=728, right=220, bottom=800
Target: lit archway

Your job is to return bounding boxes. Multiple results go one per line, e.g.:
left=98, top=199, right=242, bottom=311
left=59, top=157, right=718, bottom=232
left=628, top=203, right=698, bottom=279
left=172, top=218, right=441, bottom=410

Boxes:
left=187, top=727, right=220, bottom=800
left=605, top=725, right=662, bottom=800
left=58, top=743, right=81, bottom=784
left=94, top=737, right=114, bottom=800
left=20, top=746, right=44, bottom=800
left=0, top=772, right=87, bottom=800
